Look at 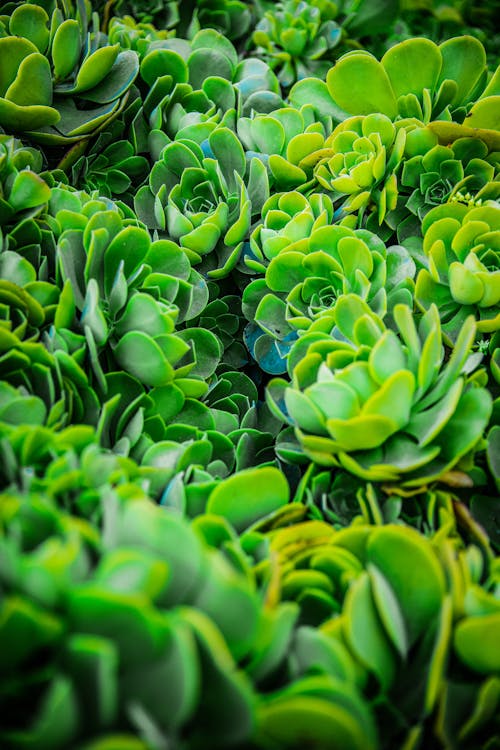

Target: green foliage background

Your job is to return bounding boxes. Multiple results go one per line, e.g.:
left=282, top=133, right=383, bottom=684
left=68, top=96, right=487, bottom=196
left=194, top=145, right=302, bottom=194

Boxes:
left=0, top=0, right=499, bottom=748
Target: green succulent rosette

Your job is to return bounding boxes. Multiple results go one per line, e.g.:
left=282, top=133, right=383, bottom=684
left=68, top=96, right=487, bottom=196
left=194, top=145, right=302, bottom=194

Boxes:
left=0, top=2, right=139, bottom=144
left=0, top=135, right=51, bottom=226
left=237, top=105, right=332, bottom=192
left=415, top=201, right=500, bottom=343
left=309, top=113, right=406, bottom=227
left=135, top=128, right=269, bottom=278
left=244, top=191, right=334, bottom=273
left=252, top=0, right=342, bottom=88
left=176, top=0, right=254, bottom=41
left=0, top=484, right=263, bottom=749
left=51, top=192, right=218, bottom=392
left=386, top=128, right=500, bottom=242
left=131, top=28, right=281, bottom=116
left=324, top=35, right=497, bottom=124
left=243, top=205, right=416, bottom=373
left=267, top=294, right=492, bottom=485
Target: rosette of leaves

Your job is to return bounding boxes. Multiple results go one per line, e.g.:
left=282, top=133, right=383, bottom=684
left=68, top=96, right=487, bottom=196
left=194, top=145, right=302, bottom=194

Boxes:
left=0, top=1, right=139, bottom=143
left=309, top=113, right=406, bottom=228
left=176, top=0, right=254, bottom=41
left=244, top=212, right=416, bottom=373
left=236, top=104, right=333, bottom=192
left=133, top=28, right=282, bottom=119
left=0, top=486, right=268, bottom=749
left=135, top=128, right=269, bottom=278
left=244, top=191, right=334, bottom=274
left=324, top=35, right=497, bottom=124
left=290, top=35, right=498, bottom=129
left=386, top=129, right=500, bottom=242
left=0, top=226, right=103, bottom=428
left=191, top=281, right=247, bottom=369
left=107, top=13, right=175, bottom=51
left=415, top=201, right=500, bottom=343
left=0, top=135, right=51, bottom=227
left=248, top=518, right=500, bottom=749
left=69, top=130, right=149, bottom=199
left=46, top=185, right=220, bottom=394
left=251, top=0, right=343, bottom=88
left=267, top=294, right=492, bottom=485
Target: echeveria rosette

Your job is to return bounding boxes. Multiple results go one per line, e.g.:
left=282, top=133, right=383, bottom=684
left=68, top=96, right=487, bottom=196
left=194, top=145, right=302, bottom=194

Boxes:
left=415, top=201, right=500, bottom=344
left=70, top=135, right=149, bottom=199
left=252, top=0, right=342, bottom=88
left=310, top=114, right=406, bottom=228
left=0, top=3, right=139, bottom=144
left=131, top=28, right=281, bottom=119
left=237, top=105, right=332, bottom=192
left=244, top=191, right=334, bottom=274
left=324, top=35, right=496, bottom=125
left=135, top=128, right=269, bottom=279
left=47, top=186, right=218, bottom=393
left=267, top=294, right=492, bottom=486
left=386, top=129, right=500, bottom=242
left=243, top=217, right=416, bottom=374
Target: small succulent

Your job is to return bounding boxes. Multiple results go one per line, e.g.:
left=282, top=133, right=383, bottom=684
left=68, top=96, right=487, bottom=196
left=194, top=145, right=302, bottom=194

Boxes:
left=0, top=2, right=139, bottom=143
left=312, top=113, right=406, bottom=226
left=177, top=0, right=254, bottom=41
left=415, top=201, right=500, bottom=343
left=135, top=128, right=269, bottom=278
left=252, top=0, right=343, bottom=88
left=267, top=294, right=492, bottom=485
left=49, top=187, right=219, bottom=391
left=237, top=104, right=332, bottom=191
left=70, top=129, right=149, bottom=199
left=131, top=28, right=282, bottom=118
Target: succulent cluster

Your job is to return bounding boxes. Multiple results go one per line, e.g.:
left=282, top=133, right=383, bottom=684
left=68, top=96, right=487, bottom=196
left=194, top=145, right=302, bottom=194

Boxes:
left=1, top=1, right=500, bottom=749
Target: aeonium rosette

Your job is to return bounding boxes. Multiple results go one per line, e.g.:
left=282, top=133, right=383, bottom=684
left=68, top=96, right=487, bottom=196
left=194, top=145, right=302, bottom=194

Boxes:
left=243, top=206, right=415, bottom=373
left=415, top=200, right=500, bottom=343
left=266, top=294, right=492, bottom=486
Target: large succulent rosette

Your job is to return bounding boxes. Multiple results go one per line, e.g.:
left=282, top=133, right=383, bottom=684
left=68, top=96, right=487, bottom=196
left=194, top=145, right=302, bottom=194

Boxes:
left=267, top=294, right=492, bottom=485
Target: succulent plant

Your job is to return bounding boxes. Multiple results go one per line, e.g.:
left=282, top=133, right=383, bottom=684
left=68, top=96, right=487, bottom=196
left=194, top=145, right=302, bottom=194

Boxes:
left=237, top=104, right=332, bottom=191
left=135, top=128, right=269, bottom=278
left=243, top=211, right=416, bottom=373
left=290, top=34, right=499, bottom=132
left=312, top=113, right=406, bottom=226
left=177, top=0, right=254, bottom=41
left=247, top=516, right=500, bottom=748
left=0, top=135, right=50, bottom=227
left=251, top=0, right=343, bottom=88
left=267, top=294, right=492, bottom=485
left=0, top=485, right=263, bottom=749
left=0, top=2, right=139, bottom=143
left=325, top=35, right=497, bottom=124
left=415, top=200, right=500, bottom=343
left=386, top=128, right=500, bottom=242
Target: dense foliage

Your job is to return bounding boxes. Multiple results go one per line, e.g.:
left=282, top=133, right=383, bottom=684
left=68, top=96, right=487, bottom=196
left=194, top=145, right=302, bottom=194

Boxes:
left=0, top=1, right=499, bottom=748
